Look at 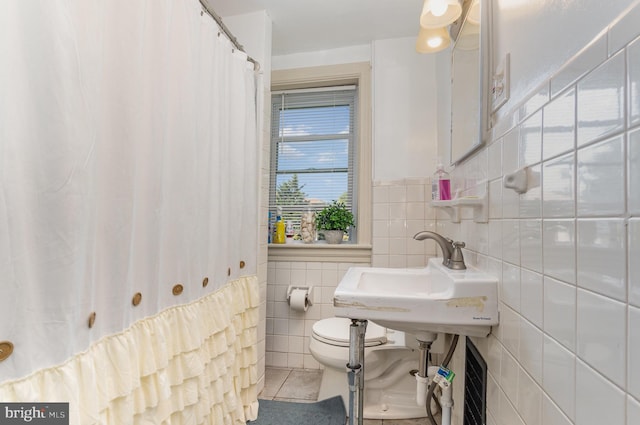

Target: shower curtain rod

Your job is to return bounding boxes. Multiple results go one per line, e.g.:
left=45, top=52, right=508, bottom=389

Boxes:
left=198, top=0, right=261, bottom=71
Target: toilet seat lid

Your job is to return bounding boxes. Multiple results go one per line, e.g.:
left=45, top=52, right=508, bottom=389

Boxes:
left=312, top=317, right=387, bottom=347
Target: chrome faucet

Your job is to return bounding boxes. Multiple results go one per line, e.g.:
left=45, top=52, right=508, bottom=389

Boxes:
left=413, top=231, right=466, bottom=270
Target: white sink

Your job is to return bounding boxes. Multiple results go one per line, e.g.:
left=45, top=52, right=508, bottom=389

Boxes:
left=333, top=258, right=499, bottom=339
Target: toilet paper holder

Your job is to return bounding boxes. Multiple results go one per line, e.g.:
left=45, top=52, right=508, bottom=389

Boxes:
left=287, top=285, right=313, bottom=306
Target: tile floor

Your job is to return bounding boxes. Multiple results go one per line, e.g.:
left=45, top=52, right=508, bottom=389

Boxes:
left=259, top=367, right=433, bottom=425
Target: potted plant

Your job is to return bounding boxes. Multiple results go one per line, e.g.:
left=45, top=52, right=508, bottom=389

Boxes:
left=316, top=201, right=355, bottom=244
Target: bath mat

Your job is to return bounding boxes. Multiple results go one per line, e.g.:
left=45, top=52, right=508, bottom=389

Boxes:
left=248, top=396, right=346, bottom=425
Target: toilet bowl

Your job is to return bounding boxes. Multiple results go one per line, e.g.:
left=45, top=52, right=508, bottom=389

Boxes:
left=309, top=317, right=426, bottom=419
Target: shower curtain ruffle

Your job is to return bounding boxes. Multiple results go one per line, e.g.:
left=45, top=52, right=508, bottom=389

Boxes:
left=0, top=276, right=260, bottom=425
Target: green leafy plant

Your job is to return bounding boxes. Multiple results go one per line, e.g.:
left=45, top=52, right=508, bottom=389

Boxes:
left=316, top=201, right=355, bottom=232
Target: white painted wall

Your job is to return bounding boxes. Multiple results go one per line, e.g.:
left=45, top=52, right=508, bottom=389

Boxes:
left=273, top=38, right=439, bottom=182
left=223, top=10, right=272, bottom=86
left=272, top=44, right=371, bottom=71
left=372, top=37, right=440, bottom=181
left=435, top=48, right=452, bottom=167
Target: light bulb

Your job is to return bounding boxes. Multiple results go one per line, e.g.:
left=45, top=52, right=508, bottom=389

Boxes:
left=416, top=26, right=451, bottom=53
left=430, top=0, right=448, bottom=17
left=427, top=36, right=443, bottom=48
left=420, top=0, right=461, bottom=28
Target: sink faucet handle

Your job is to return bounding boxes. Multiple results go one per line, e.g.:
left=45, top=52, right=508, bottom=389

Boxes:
left=449, top=241, right=467, bottom=270
left=452, top=241, right=465, bottom=249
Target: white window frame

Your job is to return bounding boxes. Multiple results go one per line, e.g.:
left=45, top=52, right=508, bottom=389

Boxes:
left=268, top=62, right=372, bottom=263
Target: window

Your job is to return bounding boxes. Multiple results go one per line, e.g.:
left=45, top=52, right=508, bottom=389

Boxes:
left=267, top=63, right=372, bottom=261
left=269, top=87, right=358, bottom=242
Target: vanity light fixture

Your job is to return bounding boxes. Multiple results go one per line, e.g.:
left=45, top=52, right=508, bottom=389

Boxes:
left=416, top=26, right=451, bottom=53
left=466, top=0, right=480, bottom=24
left=454, top=21, right=479, bottom=50
left=420, top=0, right=462, bottom=28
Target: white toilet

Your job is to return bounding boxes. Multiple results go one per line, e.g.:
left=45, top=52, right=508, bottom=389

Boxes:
left=309, top=317, right=426, bottom=419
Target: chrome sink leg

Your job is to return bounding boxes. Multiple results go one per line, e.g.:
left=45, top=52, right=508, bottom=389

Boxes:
left=347, top=319, right=367, bottom=425
left=357, top=320, right=366, bottom=424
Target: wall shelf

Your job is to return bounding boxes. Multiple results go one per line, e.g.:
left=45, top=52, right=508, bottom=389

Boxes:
left=430, top=195, right=488, bottom=223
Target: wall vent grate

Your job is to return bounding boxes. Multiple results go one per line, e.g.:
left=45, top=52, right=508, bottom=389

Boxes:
left=463, top=337, right=487, bottom=425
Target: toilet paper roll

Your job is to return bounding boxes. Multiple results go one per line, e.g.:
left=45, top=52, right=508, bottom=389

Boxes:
left=289, top=289, right=309, bottom=312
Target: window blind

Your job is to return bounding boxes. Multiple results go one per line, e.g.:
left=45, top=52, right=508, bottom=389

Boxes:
left=269, top=87, right=358, bottom=241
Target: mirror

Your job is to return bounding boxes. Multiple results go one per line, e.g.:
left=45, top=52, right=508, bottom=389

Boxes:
left=450, top=0, right=488, bottom=165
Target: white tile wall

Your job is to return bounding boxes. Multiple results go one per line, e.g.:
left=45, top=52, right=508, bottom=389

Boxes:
left=576, top=136, right=625, bottom=216
left=500, top=387, right=526, bottom=425
left=630, top=219, right=640, bottom=307
left=501, top=348, right=519, bottom=406
left=542, top=394, right=573, bottom=425
left=519, top=164, right=542, bottom=218
left=374, top=179, right=439, bottom=267
left=609, top=4, right=640, bottom=55
left=520, top=219, right=542, bottom=272
left=265, top=179, right=434, bottom=368
left=575, top=359, right=625, bottom=425
left=517, top=367, right=542, bottom=425
left=543, top=277, right=576, bottom=351
left=519, top=83, right=550, bottom=122
left=543, top=89, right=575, bottom=161
left=448, top=4, right=640, bottom=423
left=629, top=396, right=640, bottom=425
left=503, top=128, right=521, bottom=218
left=576, top=289, right=626, bottom=387
left=576, top=51, right=625, bottom=147
left=502, top=262, right=521, bottom=312
left=518, top=317, right=543, bottom=383
left=630, top=129, right=640, bottom=214
left=265, top=260, right=361, bottom=369
left=543, top=220, right=576, bottom=284
left=543, top=336, right=576, bottom=420
left=519, top=110, right=542, bottom=167
left=576, top=218, right=626, bottom=300
left=520, top=269, right=543, bottom=328
left=502, top=220, right=520, bottom=265
left=542, top=153, right=575, bottom=218
left=488, top=219, right=503, bottom=259
left=630, top=37, right=640, bottom=128
left=488, top=137, right=503, bottom=180
left=550, top=34, right=607, bottom=98
left=501, top=304, right=520, bottom=356
left=629, top=306, right=640, bottom=400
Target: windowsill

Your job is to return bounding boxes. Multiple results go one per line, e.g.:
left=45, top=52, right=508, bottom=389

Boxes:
left=267, top=242, right=372, bottom=263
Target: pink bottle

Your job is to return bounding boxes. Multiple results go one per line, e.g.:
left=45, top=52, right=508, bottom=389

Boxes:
left=431, top=164, right=451, bottom=201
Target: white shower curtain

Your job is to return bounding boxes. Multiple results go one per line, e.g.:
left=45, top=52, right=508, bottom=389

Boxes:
left=0, top=1, right=260, bottom=423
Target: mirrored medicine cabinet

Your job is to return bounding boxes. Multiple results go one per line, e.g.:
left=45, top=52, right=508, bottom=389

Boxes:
left=449, top=0, right=491, bottom=165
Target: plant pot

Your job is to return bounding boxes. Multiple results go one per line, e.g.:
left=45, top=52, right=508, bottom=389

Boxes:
left=323, top=230, right=345, bottom=244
